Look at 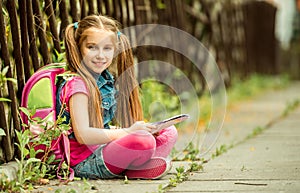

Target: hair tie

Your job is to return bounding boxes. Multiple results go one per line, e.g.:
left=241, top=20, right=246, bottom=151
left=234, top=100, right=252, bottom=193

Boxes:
left=117, top=31, right=122, bottom=40
left=74, top=22, right=78, bottom=29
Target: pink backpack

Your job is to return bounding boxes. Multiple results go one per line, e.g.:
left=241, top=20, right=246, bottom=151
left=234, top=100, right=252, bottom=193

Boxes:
left=20, top=63, right=74, bottom=181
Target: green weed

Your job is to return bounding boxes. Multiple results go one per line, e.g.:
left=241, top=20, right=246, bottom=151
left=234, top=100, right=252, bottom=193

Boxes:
left=0, top=173, right=19, bottom=193
left=0, top=105, right=73, bottom=192
left=211, top=144, right=228, bottom=159
left=52, top=178, right=95, bottom=193
left=168, top=166, right=188, bottom=187
left=188, top=162, right=203, bottom=172
left=282, top=99, right=300, bottom=117
left=153, top=162, right=203, bottom=193
left=77, top=178, right=95, bottom=192
left=148, top=184, right=166, bottom=193
left=240, top=165, right=247, bottom=171
left=182, top=142, right=200, bottom=161
left=172, top=142, right=201, bottom=161
left=246, top=126, right=264, bottom=140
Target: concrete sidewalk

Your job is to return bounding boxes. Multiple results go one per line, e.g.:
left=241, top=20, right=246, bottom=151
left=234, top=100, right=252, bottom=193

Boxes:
left=2, top=82, right=300, bottom=193
left=169, top=81, right=300, bottom=193
left=169, top=96, right=300, bottom=193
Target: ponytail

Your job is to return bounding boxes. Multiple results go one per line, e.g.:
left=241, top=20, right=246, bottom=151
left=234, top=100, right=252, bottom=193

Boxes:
left=64, top=23, right=104, bottom=128
left=64, top=24, right=80, bottom=72
left=115, top=34, right=143, bottom=127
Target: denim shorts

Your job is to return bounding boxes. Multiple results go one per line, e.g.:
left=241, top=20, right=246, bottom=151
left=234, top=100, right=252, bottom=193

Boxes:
left=73, top=145, right=121, bottom=179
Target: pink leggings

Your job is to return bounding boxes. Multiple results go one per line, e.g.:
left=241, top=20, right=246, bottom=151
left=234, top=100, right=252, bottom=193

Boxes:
left=102, top=126, right=178, bottom=175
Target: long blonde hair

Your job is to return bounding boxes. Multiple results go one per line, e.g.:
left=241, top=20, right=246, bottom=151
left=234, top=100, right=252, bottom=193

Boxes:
left=64, top=15, right=143, bottom=128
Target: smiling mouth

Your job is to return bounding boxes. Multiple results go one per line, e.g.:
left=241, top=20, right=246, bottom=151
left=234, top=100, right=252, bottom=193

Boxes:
left=93, top=61, right=106, bottom=66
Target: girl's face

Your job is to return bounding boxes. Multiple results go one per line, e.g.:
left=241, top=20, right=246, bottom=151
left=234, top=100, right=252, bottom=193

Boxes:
left=80, top=27, right=115, bottom=74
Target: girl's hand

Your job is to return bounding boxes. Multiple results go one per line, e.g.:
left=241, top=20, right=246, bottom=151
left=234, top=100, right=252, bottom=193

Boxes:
left=127, top=121, right=157, bottom=133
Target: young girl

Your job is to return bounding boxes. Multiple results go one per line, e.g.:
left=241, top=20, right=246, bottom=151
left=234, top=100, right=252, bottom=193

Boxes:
left=57, top=15, right=178, bottom=179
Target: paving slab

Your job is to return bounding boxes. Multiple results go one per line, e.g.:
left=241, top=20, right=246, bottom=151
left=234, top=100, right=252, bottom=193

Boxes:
left=172, top=82, right=300, bottom=167
left=168, top=180, right=300, bottom=193
left=168, top=105, right=300, bottom=193
left=198, top=82, right=300, bottom=159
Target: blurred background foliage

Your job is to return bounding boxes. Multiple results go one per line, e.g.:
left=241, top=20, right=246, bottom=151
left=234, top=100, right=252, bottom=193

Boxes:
left=0, top=0, right=299, bottom=162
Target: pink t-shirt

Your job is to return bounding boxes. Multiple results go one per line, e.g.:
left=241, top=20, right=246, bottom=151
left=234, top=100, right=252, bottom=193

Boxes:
left=59, top=76, right=99, bottom=166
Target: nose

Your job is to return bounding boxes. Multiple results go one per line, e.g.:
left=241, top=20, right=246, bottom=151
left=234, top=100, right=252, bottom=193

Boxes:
left=96, top=49, right=105, bottom=59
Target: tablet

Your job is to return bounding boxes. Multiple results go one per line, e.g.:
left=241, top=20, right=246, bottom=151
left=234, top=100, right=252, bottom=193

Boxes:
left=151, top=114, right=190, bottom=134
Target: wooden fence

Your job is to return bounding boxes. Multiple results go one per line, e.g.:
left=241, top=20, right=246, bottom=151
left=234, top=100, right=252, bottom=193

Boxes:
left=0, top=0, right=278, bottom=163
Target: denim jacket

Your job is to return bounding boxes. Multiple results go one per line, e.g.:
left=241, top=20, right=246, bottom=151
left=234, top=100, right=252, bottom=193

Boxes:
left=56, top=70, right=117, bottom=130
left=96, top=70, right=117, bottom=128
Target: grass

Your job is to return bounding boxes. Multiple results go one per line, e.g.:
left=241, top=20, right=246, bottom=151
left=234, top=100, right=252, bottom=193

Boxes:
left=228, top=74, right=289, bottom=102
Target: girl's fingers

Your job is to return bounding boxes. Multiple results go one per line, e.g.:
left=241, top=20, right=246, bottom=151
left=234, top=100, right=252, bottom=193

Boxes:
left=140, top=124, right=152, bottom=132
left=144, top=123, right=156, bottom=133
left=145, top=123, right=157, bottom=129
left=130, top=121, right=155, bottom=133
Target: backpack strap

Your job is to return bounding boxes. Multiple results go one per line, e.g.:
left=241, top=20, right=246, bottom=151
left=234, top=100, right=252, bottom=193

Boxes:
left=55, top=77, right=74, bottom=181
left=56, top=133, right=74, bottom=181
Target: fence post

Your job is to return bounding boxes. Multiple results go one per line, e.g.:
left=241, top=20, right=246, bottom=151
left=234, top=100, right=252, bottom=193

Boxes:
left=18, top=0, right=31, bottom=87
left=80, top=0, right=87, bottom=19
left=32, top=0, right=50, bottom=67
left=0, top=1, right=20, bottom=162
left=59, top=0, right=69, bottom=40
left=243, top=1, right=277, bottom=75
left=26, top=0, right=40, bottom=71
left=70, top=1, right=79, bottom=22
left=97, top=0, right=103, bottom=14
left=88, top=0, right=96, bottom=15
left=45, top=0, right=62, bottom=53
left=6, top=0, right=25, bottom=99
left=103, top=0, right=111, bottom=16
